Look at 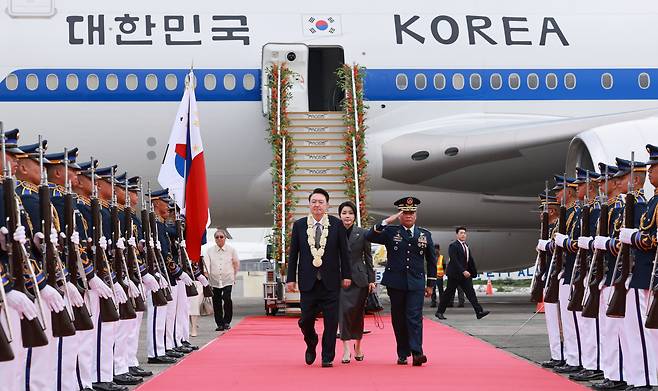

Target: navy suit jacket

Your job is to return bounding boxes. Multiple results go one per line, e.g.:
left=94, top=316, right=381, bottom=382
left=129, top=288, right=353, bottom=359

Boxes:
left=446, top=240, right=478, bottom=279
left=286, top=215, right=351, bottom=292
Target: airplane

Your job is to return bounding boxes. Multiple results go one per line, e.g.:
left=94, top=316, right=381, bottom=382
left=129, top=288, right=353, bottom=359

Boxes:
left=1, top=0, right=657, bottom=271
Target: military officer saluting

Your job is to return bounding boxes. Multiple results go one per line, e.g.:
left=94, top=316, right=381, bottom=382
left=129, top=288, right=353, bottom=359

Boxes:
left=366, top=197, right=436, bottom=366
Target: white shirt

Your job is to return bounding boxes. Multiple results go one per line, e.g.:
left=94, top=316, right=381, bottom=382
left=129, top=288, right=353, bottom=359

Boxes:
left=205, top=243, right=240, bottom=288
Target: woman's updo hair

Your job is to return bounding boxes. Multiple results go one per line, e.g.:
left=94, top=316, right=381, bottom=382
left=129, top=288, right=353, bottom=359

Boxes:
left=338, top=201, right=357, bottom=216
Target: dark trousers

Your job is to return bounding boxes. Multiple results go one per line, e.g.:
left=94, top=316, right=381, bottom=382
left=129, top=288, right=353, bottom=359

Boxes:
left=299, top=279, right=339, bottom=363
left=432, top=280, right=464, bottom=305
left=436, top=277, right=483, bottom=315
left=387, top=287, right=425, bottom=358
left=212, top=286, right=233, bottom=327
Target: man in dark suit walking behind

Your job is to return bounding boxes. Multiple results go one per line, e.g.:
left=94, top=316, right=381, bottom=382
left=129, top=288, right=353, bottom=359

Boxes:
left=435, top=227, right=490, bottom=320
left=286, top=188, right=352, bottom=367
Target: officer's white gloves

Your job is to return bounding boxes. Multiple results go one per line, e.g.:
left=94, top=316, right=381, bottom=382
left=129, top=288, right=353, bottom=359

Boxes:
left=180, top=240, right=186, bottom=248
left=70, top=231, right=80, bottom=245
left=128, top=237, right=137, bottom=247
left=155, top=241, right=162, bottom=251
left=113, top=282, right=128, bottom=304
left=13, top=225, right=26, bottom=244
left=148, top=239, right=154, bottom=248
left=197, top=274, right=209, bottom=287
left=49, top=229, right=58, bottom=245
left=99, top=236, right=108, bottom=250
left=536, top=239, right=549, bottom=252
left=41, top=284, right=66, bottom=313
left=89, top=275, right=113, bottom=299
left=578, top=236, right=593, bottom=250
left=65, top=281, right=85, bottom=307
left=180, top=272, right=194, bottom=286
left=142, top=273, right=160, bottom=293
left=6, top=290, right=38, bottom=320
left=115, top=237, right=126, bottom=250
left=157, top=274, right=168, bottom=290
left=619, top=228, right=638, bottom=245
left=593, top=236, right=609, bottom=251
left=554, top=233, right=568, bottom=248
left=126, top=279, right=141, bottom=298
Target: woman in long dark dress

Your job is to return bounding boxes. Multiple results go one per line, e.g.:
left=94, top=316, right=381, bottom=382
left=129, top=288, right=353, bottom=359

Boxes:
left=338, top=201, right=375, bottom=364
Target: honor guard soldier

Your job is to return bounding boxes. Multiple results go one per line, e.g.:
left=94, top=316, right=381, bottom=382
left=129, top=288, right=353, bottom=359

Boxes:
left=365, top=197, right=436, bottom=366
left=536, top=191, right=566, bottom=369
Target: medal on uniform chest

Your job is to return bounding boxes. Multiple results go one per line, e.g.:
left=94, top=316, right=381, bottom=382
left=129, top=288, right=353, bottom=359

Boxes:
left=393, top=232, right=403, bottom=243
left=306, top=214, right=330, bottom=267
left=418, top=232, right=427, bottom=248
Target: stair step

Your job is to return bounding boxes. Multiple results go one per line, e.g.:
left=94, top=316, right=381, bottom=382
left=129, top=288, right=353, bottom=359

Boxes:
left=291, top=175, right=344, bottom=183
left=293, top=153, right=347, bottom=162
left=293, top=167, right=344, bottom=176
left=294, top=160, right=345, bottom=168
left=291, top=182, right=347, bottom=191
left=288, top=131, right=346, bottom=139
left=287, top=112, right=344, bottom=120
left=291, top=139, right=344, bottom=148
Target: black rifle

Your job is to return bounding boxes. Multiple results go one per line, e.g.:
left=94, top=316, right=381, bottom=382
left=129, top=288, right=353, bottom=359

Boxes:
left=172, top=195, right=198, bottom=297
left=0, top=124, right=15, bottom=360
left=568, top=174, right=591, bottom=311
left=544, top=176, right=568, bottom=304
left=139, top=184, right=168, bottom=306
left=530, top=182, right=549, bottom=303
left=123, top=178, right=145, bottom=312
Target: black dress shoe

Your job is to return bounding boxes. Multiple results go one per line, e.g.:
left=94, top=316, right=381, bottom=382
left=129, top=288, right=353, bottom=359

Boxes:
left=92, top=382, right=128, bottom=391
left=175, top=346, right=194, bottom=354
left=129, top=366, right=153, bottom=377
left=397, top=357, right=408, bottom=365
left=305, top=340, right=317, bottom=365
left=181, top=341, right=199, bottom=350
left=553, top=364, right=582, bottom=373
left=435, top=312, right=447, bottom=320
left=113, top=373, right=143, bottom=385
left=166, top=349, right=184, bottom=358
left=321, top=361, right=333, bottom=368
left=591, top=379, right=627, bottom=390
left=362, top=329, right=371, bottom=335
left=412, top=354, right=427, bottom=366
left=223, top=324, right=231, bottom=330
left=540, top=359, right=565, bottom=368
left=147, top=356, right=177, bottom=364
left=569, top=369, right=604, bottom=381
left=476, top=311, right=490, bottom=319
left=215, top=325, right=225, bottom=331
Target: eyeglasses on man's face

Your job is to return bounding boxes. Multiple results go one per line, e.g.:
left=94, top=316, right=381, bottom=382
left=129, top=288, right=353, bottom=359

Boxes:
left=215, top=235, right=225, bottom=239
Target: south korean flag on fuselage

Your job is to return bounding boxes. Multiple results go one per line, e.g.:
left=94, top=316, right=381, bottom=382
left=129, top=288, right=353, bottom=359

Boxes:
left=303, top=15, right=341, bottom=36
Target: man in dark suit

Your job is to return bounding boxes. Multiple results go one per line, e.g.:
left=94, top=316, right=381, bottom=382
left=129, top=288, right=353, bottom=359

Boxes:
left=366, top=196, right=436, bottom=366
left=286, top=188, right=351, bottom=367
left=435, top=226, right=489, bottom=320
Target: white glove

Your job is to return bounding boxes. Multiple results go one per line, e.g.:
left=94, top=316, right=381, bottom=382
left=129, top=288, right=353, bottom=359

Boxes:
left=127, top=279, right=140, bottom=298
left=0, top=227, right=7, bottom=236
left=13, top=225, right=26, bottom=244
left=578, top=236, right=593, bottom=250
left=593, top=236, right=609, bottom=251
left=142, top=273, right=160, bottom=293
left=155, top=241, right=162, bottom=250
left=197, top=274, right=209, bottom=287
left=99, top=236, right=107, bottom=250
left=180, top=240, right=186, bottom=248
left=33, top=231, right=44, bottom=246
left=128, top=237, right=136, bottom=247
left=49, top=229, right=58, bottom=245
left=113, top=282, right=128, bottom=304
left=554, top=233, right=568, bottom=248
left=625, top=276, right=632, bottom=290
left=65, top=281, right=84, bottom=307
left=148, top=239, right=154, bottom=248
left=89, top=275, right=113, bottom=299
left=180, top=272, right=194, bottom=286
left=116, top=237, right=126, bottom=250
left=536, top=239, right=549, bottom=252
left=70, top=231, right=80, bottom=245
left=619, top=228, right=638, bottom=245
left=156, top=273, right=168, bottom=290
left=41, top=284, right=66, bottom=313
left=5, top=290, right=38, bottom=320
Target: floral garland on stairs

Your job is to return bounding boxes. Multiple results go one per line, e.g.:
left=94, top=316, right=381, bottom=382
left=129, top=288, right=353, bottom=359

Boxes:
left=266, top=63, right=297, bottom=275
left=337, top=64, right=369, bottom=225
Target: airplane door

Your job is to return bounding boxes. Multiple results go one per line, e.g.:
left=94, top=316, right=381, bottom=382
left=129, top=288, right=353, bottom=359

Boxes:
left=261, top=43, right=309, bottom=115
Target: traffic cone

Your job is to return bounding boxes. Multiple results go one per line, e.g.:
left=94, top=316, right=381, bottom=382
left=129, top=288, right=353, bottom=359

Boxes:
left=486, top=278, right=494, bottom=296
left=536, top=297, right=545, bottom=313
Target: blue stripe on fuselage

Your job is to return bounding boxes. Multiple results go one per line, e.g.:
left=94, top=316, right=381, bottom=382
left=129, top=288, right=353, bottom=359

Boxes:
left=2, top=68, right=658, bottom=102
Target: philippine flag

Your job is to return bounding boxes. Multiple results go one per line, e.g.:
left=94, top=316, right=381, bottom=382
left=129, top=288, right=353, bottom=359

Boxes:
left=158, top=70, right=210, bottom=261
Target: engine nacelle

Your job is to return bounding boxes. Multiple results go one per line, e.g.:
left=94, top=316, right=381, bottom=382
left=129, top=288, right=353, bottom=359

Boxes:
left=567, top=117, right=658, bottom=194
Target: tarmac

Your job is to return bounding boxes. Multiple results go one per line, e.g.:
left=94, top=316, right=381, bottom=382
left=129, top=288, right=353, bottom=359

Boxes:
left=129, top=294, right=617, bottom=390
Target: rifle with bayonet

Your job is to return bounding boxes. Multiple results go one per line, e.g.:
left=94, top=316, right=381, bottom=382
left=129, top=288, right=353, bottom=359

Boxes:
left=530, top=182, right=550, bottom=303
left=110, top=171, right=136, bottom=320
left=607, top=153, right=637, bottom=318
left=89, top=159, right=120, bottom=322
left=147, top=184, right=173, bottom=302
left=38, top=136, right=76, bottom=337
left=172, top=195, right=198, bottom=298
left=139, top=183, right=168, bottom=306
left=122, top=178, right=145, bottom=312
left=568, top=172, right=591, bottom=311
left=62, top=148, right=93, bottom=330
left=544, top=175, right=568, bottom=304
left=0, top=123, right=15, bottom=360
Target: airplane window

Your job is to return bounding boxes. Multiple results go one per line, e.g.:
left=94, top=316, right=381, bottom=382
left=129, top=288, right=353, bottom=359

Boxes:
left=564, top=73, right=576, bottom=89
left=66, top=74, right=79, bottom=91
left=490, top=73, right=502, bottom=90
left=126, top=74, right=138, bottom=91
left=86, top=74, right=99, bottom=91
left=433, top=73, right=445, bottom=90
left=546, top=73, right=558, bottom=90
left=414, top=74, right=427, bottom=90
left=145, top=74, right=158, bottom=91
left=470, top=74, right=481, bottom=90
left=601, top=73, right=613, bottom=89
left=395, top=74, right=408, bottom=90
left=26, top=73, right=39, bottom=91
left=527, top=73, right=539, bottom=90
left=223, top=73, right=236, bottom=91
left=46, top=74, right=58, bottom=91
left=204, top=74, right=217, bottom=91
left=5, top=74, right=19, bottom=91
left=639, top=73, right=650, bottom=89
left=452, top=73, right=464, bottom=90
left=243, top=73, right=256, bottom=90
left=106, top=74, right=119, bottom=91
left=165, top=74, right=178, bottom=90
left=508, top=73, right=520, bottom=90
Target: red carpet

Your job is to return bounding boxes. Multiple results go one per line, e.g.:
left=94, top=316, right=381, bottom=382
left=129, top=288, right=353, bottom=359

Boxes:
left=137, top=316, right=586, bottom=391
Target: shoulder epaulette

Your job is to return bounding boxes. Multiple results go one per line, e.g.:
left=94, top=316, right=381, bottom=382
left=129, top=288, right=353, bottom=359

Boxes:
left=17, top=180, right=38, bottom=194
left=77, top=195, right=91, bottom=206
left=99, top=199, right=110, bottom=208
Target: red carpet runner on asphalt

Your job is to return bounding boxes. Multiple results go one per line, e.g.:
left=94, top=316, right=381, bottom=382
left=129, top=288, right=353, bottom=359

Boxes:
left=136, top=316, right=586, bottom=391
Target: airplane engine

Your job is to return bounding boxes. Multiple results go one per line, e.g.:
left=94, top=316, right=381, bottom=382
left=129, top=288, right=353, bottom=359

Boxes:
left=566, top=117, right=658, bottom=192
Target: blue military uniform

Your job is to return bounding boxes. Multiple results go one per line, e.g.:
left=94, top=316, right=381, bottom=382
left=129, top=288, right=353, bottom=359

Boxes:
left=365, top=196, right=436, bottom=365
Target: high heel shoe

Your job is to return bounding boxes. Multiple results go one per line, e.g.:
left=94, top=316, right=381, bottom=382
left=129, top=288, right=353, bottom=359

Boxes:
left=341, top=355, right=351, bottom=364
left=355, top=354, right=364, bottom=361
